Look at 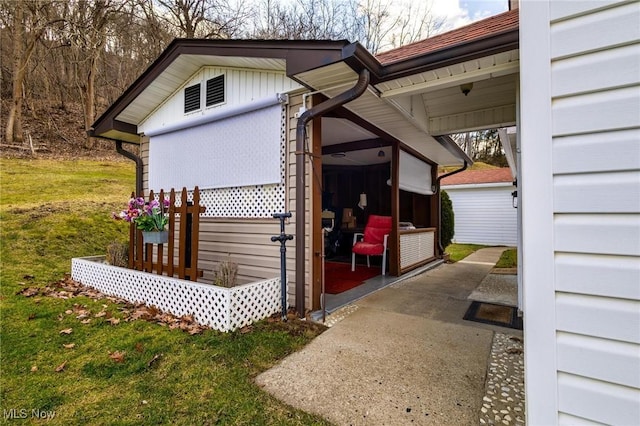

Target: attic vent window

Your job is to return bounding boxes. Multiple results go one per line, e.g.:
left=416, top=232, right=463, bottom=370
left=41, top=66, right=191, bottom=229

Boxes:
left=184, top=84, right=201, bottom=113
left=206, top=75, right=225, bottom=107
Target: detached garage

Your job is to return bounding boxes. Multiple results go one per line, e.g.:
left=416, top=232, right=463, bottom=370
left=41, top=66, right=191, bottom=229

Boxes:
left=441, top=168, right=517, bottom=246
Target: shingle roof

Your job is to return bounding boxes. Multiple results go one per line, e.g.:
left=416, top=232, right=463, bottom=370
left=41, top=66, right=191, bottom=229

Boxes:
left=441, top=168, right=514, bottom=186
left=376, top=9, right=519, bottom=65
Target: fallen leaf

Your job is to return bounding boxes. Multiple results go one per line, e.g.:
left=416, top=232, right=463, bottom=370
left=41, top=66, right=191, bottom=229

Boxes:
left=106, top=317, right=120, bottom=325
left=65, top=309, right=73, bottom=315
left=17, top=287, right=39, bottom=297
left=94, top=311, right=106, bottom=318
left=135, top=343, right=144, bottom=353
left=147, top=353, right=162, bottom=367
left=109, top=351, right=125, bottom=363
left=59, top=328, right=73, bottom=335
left=63, top=343, right=75, bottom=349
left=55, top=361, right=67, bottom=372
left=31, top=365, right=38, bottom=372
left=81, top=319, right=92, bottom=324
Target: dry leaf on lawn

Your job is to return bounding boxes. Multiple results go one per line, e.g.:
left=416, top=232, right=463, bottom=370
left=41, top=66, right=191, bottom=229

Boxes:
left=63, top=343, right=75, bottom=349
left=81, top=319, right=91, bottom=324
left=106, top=317, right=120, bottom=325
left=55, top=361, right=67, bottom=372
left=17, top=287, right=39, bottom=297
left=31, top=365, right=38, bottom=372
left=147, top=353, right=162, bottom=367
left=59, top=328, right=73, bottom=335
left=109, top=351, right=125, bottom=363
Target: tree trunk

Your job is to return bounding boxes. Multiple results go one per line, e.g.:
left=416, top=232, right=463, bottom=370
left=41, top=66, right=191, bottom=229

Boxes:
left=84, top=55, right=97, bottom=148
left=5, top=2, right=24, bottom=144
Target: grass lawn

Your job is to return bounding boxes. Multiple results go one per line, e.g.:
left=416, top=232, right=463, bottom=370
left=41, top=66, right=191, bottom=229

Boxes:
left=495, top=248, right=517, bottom=268
left=444, top=243, right=488, bottom=262
left=0, top=159, right=329, bottom=425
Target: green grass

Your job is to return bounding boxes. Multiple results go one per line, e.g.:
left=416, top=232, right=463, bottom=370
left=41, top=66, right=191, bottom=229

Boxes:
left=444, top=243, right=488, bottom=262
left=0, top=159, right=329, bottom=425
left=495, top=248, right=517, bottom=268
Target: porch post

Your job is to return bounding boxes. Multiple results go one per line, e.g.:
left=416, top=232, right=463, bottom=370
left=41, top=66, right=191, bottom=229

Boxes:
left=294, top=69, right=370, bottom=318
left=389, top=142, right=400, bottom=276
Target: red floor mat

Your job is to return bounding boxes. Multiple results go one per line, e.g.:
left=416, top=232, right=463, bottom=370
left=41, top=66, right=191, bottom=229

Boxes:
left=323, top=262, right=381, bottom=294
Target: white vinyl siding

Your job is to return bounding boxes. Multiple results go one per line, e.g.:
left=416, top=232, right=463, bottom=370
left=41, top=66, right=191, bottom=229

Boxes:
left=139, top=66, right=301, bottom=134
left=522, top=1, right=640, bottom=424
left=138, top=88, right=303, bottom=291
left=443, top=184, right=517, bottom=246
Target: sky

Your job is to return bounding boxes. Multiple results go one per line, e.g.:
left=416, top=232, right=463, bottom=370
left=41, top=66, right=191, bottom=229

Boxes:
left=430, top=0, right=510, bottom=31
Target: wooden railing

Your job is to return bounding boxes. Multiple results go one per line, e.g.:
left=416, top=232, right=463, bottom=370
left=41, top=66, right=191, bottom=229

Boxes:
left=128, top=187, right=206, bottom=281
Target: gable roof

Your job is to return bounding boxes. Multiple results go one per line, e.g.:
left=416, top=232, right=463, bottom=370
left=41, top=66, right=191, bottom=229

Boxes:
left=90, top=10, right=518, bottom=163
left=377, top=9, right=519, bottom=65
left=89, top=39, right=351, bottom=143
left=441, top=167, right=514, bottom=186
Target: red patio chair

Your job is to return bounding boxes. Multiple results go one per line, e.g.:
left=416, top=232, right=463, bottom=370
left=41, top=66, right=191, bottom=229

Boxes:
left=351, top=215, right=392, bottom=276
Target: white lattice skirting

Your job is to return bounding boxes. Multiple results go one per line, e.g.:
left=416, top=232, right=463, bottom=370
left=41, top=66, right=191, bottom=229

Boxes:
left=71, top=257, right=282, bottom=332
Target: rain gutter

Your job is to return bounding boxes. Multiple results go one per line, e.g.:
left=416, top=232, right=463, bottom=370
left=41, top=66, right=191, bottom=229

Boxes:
left=294, top=68, right=370, bottom=318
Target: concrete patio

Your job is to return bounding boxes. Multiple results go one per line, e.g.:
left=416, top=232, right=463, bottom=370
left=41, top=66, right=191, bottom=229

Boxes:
left=256, top=247, right=524, bottom=425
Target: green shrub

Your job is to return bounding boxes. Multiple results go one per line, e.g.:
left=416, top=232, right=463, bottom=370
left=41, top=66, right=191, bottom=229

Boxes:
left=441, top=190, right=455, bottom=249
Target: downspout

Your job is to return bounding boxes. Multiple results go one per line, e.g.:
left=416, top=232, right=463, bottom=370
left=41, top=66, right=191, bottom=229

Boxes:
left=435, top=161, right=468, bottom=255
left=294, top=69, right=370, bottom=318
left=115, top=140, right=144, bottom=197
left=88, top=128, right=144, bottom=196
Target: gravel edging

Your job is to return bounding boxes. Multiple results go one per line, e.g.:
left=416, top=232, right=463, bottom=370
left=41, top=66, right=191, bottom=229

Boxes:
left=480, top=333, right=526, bottom=425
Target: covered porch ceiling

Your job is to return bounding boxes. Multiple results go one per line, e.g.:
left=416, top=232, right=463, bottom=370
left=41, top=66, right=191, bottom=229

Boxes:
left=297, top=47, right=519, bottom=167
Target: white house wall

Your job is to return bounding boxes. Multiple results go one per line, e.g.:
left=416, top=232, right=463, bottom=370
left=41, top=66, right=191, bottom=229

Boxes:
left=138, top=91, right=306, bottom=292
left=443, top=183, right=517, bottom=246
left=521, top=1, right=640, bottom=424
left=138, top=66, right=301, bottom=134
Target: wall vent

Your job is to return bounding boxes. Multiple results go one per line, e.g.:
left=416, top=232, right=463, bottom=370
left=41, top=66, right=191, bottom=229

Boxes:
left=206, top=75, right=225, bottom=107
left=184, top=84, right=201, bottom=113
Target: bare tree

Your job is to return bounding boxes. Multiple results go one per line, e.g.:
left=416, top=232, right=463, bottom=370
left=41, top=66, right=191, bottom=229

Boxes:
left=154, top=0, right=251, bottom=38
left=5, top=0, right=63, bottom=144
left=388, top=0, right=444, bottom=49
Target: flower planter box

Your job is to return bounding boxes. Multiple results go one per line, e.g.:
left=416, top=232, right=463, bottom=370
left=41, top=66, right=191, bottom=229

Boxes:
left=71, top=256, right=282, bottom=332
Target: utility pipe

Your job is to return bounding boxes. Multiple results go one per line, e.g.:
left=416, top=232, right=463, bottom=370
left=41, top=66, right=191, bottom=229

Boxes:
left=294, top=69, right=370, bottom=318
left=435, top=161, right=468, bottom=255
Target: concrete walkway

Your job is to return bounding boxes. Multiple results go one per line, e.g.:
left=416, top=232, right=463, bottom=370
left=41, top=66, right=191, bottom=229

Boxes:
left=256, top=247, right=520, bottom=425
